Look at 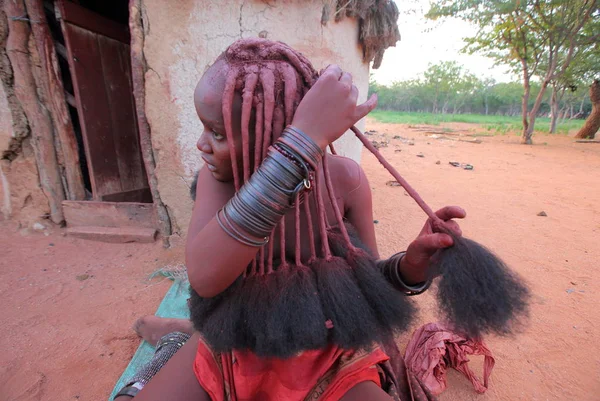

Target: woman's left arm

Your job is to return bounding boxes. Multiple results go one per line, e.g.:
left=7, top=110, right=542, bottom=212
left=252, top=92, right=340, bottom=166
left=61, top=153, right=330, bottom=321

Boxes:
left=343, top=160, right=380, bottom=258
left=344, top=161, right=466, bottom=286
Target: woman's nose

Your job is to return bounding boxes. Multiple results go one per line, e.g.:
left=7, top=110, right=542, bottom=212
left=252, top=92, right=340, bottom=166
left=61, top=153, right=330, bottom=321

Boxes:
left=197, top=133, right=212, bottom=153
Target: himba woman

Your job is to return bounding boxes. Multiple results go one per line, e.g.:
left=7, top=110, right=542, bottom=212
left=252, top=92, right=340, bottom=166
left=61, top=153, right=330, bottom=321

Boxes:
left=114, top=38, right=465, bottom=401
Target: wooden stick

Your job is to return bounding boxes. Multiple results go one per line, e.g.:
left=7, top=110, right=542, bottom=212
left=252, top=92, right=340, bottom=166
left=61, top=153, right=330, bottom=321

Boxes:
left=429, top=135, right=482, bottom=144
left=25, top=0, right=86, bottom=201
left=5, top=0, right=65, bottom=223
left=129, top=0, right=172, bottom=244
left=351, top=126, right=443, bottom=226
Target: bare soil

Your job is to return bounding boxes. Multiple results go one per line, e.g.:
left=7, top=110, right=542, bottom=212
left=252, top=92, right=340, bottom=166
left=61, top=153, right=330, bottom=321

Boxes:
left=1, top=119, right=599, bottom=401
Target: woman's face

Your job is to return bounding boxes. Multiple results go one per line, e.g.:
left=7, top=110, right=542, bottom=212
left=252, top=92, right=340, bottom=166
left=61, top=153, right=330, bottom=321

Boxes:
left=194, top=60, right=244, bottom=183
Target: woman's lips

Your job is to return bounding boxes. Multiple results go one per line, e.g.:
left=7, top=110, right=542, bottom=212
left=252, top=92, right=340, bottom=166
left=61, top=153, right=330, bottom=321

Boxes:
left=202, top=156, right=217, bottom=172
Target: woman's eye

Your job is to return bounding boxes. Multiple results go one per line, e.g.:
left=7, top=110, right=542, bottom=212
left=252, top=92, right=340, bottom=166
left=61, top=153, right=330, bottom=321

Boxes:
left=213, top=131, right=225, bottom=141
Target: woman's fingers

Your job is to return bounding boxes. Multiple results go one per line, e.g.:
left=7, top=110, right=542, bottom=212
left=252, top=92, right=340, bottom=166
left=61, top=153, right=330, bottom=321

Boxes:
left=435, top=206, right=466, bottom=221
left=321, top=64, right=342, bottom=80
left=443, top=220, right=462, bottom=236
left=411, top=233, right=454, bottom=257
left=350, top=84, right=359, bottom=103
left=354, top=94, right=378, bottom=120
left=292, top=65, right=374, bottom=147
left=340, top=71, right=352, bottom=87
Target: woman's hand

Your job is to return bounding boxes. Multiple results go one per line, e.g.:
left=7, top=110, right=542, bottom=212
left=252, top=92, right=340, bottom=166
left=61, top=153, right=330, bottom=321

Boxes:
left=399, top=206, right=466, bottom=285
left=291, top=65, right=378, bottom=150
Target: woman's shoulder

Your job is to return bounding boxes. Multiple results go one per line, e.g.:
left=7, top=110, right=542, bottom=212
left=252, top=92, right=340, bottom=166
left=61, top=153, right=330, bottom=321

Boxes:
left=327, top=154, right=366, bottom=196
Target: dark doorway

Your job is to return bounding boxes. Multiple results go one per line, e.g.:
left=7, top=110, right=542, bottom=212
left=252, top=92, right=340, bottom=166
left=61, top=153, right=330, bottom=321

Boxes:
left=54, top=0, right=151, bottom=203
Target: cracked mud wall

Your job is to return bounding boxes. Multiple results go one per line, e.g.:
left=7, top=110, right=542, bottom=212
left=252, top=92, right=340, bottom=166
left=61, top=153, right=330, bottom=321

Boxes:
left=142, top=0, right=369, bottom=239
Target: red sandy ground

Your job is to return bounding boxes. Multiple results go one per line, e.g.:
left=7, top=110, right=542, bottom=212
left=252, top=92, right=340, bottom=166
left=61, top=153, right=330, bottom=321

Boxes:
left=1, top=120, right=599, bottom=401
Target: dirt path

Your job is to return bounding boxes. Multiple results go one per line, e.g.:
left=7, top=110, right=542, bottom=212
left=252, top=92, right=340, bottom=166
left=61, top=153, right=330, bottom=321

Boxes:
left=365, top=120, right=600, bottom=401
left=1, top=120, right=599, bottom=400
left=0, top=229, right=181, bottom=400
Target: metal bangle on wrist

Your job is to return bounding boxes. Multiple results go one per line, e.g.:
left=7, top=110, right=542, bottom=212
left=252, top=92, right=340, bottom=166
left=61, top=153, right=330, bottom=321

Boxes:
left=382, top=251, right=432, bottom=296
left=216, top=126, right=323, bottom=247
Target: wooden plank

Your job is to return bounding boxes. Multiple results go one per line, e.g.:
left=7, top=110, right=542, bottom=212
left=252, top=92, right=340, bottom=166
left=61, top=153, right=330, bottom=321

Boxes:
left=97, top=35, right=147, bottom=191
left=101, top=188, right=152, bottom=203
left=574, top=139, right=600, bottom=143
left=123, top=41, right=148, bottom=181
left=25, top=0, right=86, bottom=201
left=67, top=226, right=157, bottom=243
left=56, top=0, right=129, bottom=44
left=61, top=23, right=122, bottom=198
left=63, top=200, right=157, bottom=229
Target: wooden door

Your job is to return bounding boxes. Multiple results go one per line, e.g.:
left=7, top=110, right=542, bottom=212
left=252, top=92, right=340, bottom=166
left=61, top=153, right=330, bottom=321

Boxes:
left=57, top=0, right=150, bottom=202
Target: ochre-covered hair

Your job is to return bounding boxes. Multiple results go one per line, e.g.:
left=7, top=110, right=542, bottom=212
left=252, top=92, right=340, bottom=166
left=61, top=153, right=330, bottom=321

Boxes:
left=218, top=39, right=366, bottom=275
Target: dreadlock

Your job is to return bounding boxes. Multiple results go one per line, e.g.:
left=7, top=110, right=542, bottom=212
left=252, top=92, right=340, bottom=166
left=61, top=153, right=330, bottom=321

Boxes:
left=190, top=39, right=529, bottom=358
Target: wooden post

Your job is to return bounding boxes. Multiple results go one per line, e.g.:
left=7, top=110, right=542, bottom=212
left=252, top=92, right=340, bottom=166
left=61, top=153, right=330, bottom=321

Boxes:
left=129, top=0, right=172, bottom=243
left=4, top=0, right=65, bottom=223
left=24, top=0, right=85, bottom=201
left=0, top=8, right=30, bottom=162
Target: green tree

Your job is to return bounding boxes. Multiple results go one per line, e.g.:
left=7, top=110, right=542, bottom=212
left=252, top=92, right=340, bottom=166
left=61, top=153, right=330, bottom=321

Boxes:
left=422, top=61, right=465, bottom=113
left=427, top=0, right=600, bottom=144
left=550, top=37, right=600, bottom=132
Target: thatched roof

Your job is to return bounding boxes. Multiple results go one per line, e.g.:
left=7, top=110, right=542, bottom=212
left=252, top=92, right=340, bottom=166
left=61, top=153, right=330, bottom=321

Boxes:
left=321, top=0, right=400, bottom=69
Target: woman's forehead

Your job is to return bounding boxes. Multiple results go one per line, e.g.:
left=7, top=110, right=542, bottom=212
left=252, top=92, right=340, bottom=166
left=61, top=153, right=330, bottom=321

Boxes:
left=194, top=62, right=243, bottom=126
left=194, top=63, right=228, bottom=120
left=194, top=81, right=223, bottom=123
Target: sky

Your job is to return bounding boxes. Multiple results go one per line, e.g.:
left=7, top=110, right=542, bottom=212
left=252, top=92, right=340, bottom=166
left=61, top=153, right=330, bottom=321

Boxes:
left=371, top=0, right=518, bottom=85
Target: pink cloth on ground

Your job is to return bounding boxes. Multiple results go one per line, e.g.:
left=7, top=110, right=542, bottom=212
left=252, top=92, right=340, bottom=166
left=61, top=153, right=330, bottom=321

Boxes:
left=404, top=322, right=495, bottom=395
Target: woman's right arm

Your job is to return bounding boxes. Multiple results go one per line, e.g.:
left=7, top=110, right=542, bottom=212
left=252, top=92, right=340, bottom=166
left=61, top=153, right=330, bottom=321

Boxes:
left=185, top=167, right=260, bottom=297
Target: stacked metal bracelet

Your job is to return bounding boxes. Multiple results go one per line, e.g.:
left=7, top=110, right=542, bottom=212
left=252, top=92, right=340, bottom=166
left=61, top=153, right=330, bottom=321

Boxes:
left=217, top=126, right=323, bottom=247
left=379, top=251, right=432, bottom=296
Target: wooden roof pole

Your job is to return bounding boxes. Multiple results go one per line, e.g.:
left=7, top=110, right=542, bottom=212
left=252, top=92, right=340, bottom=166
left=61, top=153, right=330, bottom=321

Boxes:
left=4, top=0, right=65, bottom=223
left=129, top=0, right=172, bottom=244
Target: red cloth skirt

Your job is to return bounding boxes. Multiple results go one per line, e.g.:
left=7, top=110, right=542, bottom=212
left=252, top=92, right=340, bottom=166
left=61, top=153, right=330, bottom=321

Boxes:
left=194, top=336, right=389, bottom=401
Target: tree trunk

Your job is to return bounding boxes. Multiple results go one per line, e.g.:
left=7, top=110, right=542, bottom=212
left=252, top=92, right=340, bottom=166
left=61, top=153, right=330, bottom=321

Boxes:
left=549, top=85, right=559, bottom=134
left=520, top=64, right=532, bottom=144
left=24, top=0, right=85, bottom=201
left=575, top=80, right=600, bottom=139
left=5, top=0, right=65, bottom=223
left=524, top=79, right=551, bottom=143
left=559, top=104, right=568, bottom=125
left=484, top=94, right=489, bottom=115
